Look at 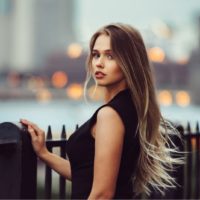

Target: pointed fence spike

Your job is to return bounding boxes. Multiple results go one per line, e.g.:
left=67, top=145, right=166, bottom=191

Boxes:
left=47, top=125, right=52, bottom=140
left=196, top=121, right=199, bottom=133
left=61, top=125, right=66, bottom=139
left=187, top=122, right=191, bottom=134
left=176, top=124, right=184, bottom=136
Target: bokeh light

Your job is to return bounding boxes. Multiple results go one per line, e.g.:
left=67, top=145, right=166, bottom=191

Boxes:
left=66, top=83, right=83, bottom=100
left=27, top=76, right=45, bottom=90
left=175, top=90, right=190, bottom=107
left=7, top=71, right=21, bottom=87
left=148, top=47, right=165, bottom=63
left=67, top=43, right=83, bottom=59
left=151, top=19, right=172, bottom=39
left=177, top=55, right=189, bottom=65
left=157, top=90, right=173, bottom=106
left=51, top=71, right=68, bottom=88
left=36, top=88, right=52, bottom=103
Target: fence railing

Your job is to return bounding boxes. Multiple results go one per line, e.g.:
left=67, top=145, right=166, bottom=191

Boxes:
left=45, top=125, right=68, bottom=199
left=0, top=122, right=37, bottom=199
left=182, top=123, right=200, bottom=199
left=0, top=122, right=199, bottom=199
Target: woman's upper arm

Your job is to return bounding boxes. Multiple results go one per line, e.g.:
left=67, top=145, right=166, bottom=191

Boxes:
left=89, top=106, right=125, bottom=198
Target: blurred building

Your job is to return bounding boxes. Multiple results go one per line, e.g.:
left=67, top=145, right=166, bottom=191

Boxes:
left=0, top=0, right=12, bottom=70
left=188, top=16, right=200, bottom=104
left=0, top=0, right=76, bottom=72
left=0, top=1, right=200, bottom=105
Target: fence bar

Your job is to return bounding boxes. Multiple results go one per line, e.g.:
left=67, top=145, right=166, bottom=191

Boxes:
left=186, top=123, right=192, bottom=199
left=45, top=126, right=53, bottom=199
left=59, top=125, right=67, bottom=199
left=195, top=122, right=200, bottom=199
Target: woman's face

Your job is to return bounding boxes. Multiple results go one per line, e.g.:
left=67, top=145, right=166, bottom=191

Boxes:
left=91, top=34, right=127, bottom=89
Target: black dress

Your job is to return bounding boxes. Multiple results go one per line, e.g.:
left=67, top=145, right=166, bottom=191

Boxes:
left=67, top=89, right=140, bottom=199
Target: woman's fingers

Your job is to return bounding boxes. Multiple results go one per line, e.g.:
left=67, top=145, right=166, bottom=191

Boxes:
left=20, top=119, right=44, bottom=136
left=20, top=119, right=47, bottom=156
left=27, top=125, right=37, bottom=138
left=20, top=119, right=38, bottom=129
left=20, top=119, right=43, bottom=132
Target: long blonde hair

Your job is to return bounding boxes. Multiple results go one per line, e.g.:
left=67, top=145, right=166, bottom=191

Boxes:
left=85, top=23, right=183, bottom=196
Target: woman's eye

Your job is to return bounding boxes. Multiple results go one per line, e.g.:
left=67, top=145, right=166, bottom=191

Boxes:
left=92, top=52, right=99, bottom=58
left=107, top=54, right=113, bottom=59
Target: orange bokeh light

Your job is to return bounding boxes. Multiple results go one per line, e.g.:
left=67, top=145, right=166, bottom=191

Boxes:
left=66, top=83, right=83, bottom=100
left=148, top=47, right=165, bottom=63
left=157, top=90, right=173, bottom=106
left=175, top=91, right=190, bottom=107
left=67, top=43, right=82, bottom=59
left=36, top=88, right=52, bottom=103
left=51, top=71, right=68, bottom=88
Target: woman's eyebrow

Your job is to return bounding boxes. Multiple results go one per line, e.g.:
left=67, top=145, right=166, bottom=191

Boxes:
left=104, top=49, right=112, bottom=53
left=92, top=49, right=112, bottom=53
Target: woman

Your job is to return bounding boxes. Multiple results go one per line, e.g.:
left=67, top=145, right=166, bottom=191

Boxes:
left=20, top=23, right=182, bottom=199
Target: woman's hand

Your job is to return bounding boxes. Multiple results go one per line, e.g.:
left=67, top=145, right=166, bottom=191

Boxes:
left=20, top=119, right=48, bottom=159
left=20, top=119, right=72, bottom=180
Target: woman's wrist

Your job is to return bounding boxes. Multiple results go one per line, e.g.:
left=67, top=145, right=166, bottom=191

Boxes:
left=37, top=147, right=50, bottom=160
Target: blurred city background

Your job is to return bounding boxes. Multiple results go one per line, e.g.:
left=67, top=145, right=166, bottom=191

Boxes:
left=0, top=0, right=200, bottom=134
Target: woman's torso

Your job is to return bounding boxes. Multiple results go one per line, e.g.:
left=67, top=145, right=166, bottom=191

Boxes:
left=66, top=89, right=140, bottom=199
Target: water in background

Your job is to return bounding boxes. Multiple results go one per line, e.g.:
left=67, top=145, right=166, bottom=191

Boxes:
left=0, top=100, right=100, bottom=137
left=0, top=100, right=199, bottom=137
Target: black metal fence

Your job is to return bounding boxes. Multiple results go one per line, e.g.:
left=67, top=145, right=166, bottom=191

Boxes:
left=0, top=122, right=37, bottom=199
left=0, top=122, right=199, bottom=199
left=182, top=123, right=200, bottom=199
left=44, top=125, right=68, bottom=199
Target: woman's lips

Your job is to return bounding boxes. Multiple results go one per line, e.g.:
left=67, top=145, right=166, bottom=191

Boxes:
left=95, top=71, right=106, bottom=79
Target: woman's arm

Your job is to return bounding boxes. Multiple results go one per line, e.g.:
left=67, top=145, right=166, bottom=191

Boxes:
left=88, top=107, right=125, bottom=199
left=20, top=119, right=71, bottom=180
left=39, top=150, right=71, bottom=180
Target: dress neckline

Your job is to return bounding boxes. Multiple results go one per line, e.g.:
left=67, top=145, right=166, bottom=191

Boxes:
left=107, top=88, right=130, bottom=104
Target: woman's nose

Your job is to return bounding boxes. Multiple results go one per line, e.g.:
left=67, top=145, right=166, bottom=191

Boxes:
left=96, top=56, right=104, bottom=68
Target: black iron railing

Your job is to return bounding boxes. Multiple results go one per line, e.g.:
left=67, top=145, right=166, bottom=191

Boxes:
left=0, top=122, right=199, bottom=199
left=182, top=122, right=200, bottom=199
left=45, top=125, right=68, bottom=199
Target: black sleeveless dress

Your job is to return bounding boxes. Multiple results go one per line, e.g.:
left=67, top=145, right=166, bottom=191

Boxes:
left=66, top=89, right=140, bottom=199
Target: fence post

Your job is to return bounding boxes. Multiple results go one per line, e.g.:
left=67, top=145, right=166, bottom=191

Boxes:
left=45, top=125, right=53, bottom=199
left=0, top=122, right=37, bottom=199
left=195, top=122, right=200, bottom=199
left=59, top=125, right=67, bottom=199
left=186, top=122, right=192, bottom=199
